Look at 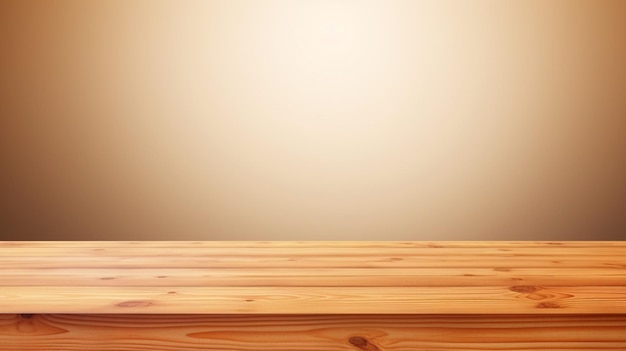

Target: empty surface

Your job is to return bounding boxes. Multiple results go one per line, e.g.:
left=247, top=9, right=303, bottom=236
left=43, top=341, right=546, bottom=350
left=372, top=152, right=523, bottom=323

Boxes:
left=1, top=241, right=625, bottom=314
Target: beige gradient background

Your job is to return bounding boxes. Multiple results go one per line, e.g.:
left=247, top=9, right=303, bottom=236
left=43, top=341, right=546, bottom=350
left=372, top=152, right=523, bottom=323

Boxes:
left=1, top=0, right=625, bottom=240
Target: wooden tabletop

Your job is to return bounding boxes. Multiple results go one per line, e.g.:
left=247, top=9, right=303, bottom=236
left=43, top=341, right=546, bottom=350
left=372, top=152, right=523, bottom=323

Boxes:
left=1, top=241, right=625, bottom=314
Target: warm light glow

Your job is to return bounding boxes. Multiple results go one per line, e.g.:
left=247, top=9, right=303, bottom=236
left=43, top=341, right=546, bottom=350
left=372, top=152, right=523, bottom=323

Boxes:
left=1, top=0, right=625, bottom=240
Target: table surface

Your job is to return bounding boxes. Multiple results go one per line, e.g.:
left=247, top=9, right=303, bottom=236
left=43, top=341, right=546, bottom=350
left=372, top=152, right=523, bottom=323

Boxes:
left=1, top=241, right=625, bottom=314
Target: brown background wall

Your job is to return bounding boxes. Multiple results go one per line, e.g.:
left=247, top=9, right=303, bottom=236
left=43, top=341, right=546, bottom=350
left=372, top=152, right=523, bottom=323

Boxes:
left=1, top=0, right=625, bottom=241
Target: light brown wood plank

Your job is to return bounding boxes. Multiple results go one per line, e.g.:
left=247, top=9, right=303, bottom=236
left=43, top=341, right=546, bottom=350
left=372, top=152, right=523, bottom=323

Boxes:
left=1, top=267, right=624, bottom=287
left=0, top=286, right=625, bottom=314
left=1, top=242, right=624, bottom=315
left=1, top=314, right=625, bottom=351
left=2, top=246, right=626, bottom=257
left=2, top=254, right=625, bottom=269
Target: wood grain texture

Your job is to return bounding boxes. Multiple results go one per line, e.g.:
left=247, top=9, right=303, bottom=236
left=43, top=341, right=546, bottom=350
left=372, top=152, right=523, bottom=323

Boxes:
left=1, top=242, right=625, bottom=350
left=2, top=285, right=626, bottom=314
left=3, top=255, right=625, bottom=269
left=0, top=241, right=625, bottom=314
left=3, top=267, right=625, bottom=286
left=1, top=314, right=625, bottom=351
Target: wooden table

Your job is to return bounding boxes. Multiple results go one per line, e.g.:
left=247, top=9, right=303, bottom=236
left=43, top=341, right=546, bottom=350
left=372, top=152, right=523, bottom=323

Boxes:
left=1, top=241, right=625, bottom=350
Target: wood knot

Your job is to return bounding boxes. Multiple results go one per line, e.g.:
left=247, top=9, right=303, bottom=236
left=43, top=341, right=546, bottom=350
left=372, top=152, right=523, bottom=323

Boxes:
left=537, top=301, right=561, bottom=308
left=116, top=300, right=154, bottom=308
left=510, top=285, right=541, bottom=293
left=348, top=336, right=380, bottom=351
